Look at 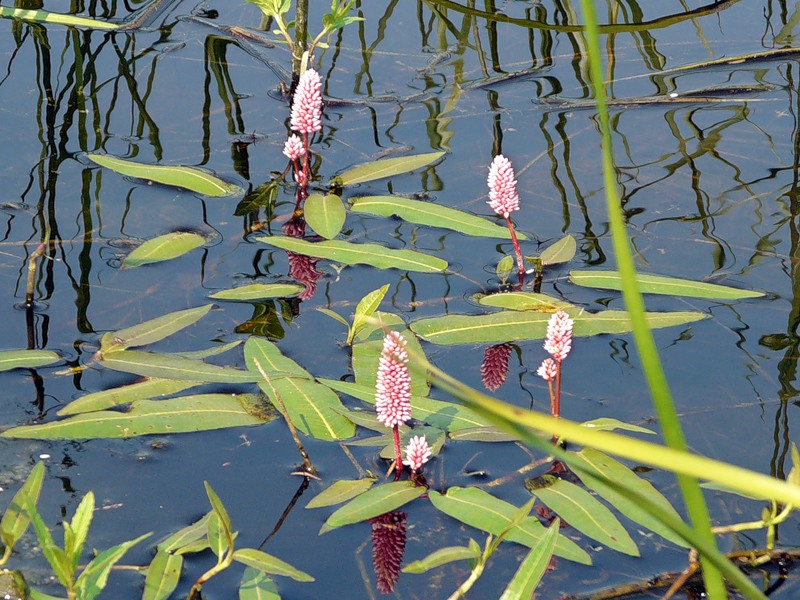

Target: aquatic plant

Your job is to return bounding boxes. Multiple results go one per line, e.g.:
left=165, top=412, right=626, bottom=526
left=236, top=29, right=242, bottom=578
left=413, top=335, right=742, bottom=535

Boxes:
left=539, top=309, right=574, bottom=419
left=487, top=154, right=525, bottom=286
left=375, top=331, right=413, bottom=477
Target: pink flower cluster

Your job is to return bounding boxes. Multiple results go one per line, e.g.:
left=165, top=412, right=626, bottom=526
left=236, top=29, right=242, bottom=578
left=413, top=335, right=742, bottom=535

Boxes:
left=537, top=357, right=558, bottom=382
left=290, top=68, right=323, bottom=135
left=543, top=310, right=573, bottom=363
left=375, top=331, right=412, bottom=428
left=487, top=154, right=520, bottom=218
left=403, top=435, right=431, bottom=472
left=282, top=134, right=306, bottom=161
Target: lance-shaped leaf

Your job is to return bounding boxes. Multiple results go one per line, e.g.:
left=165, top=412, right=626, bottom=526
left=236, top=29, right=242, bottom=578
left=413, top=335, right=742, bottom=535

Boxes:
left=245, top=338, right=354, bottom=440
left=581, top=418, right=655, bottom=435
left=239, top=567, right=280, bottom=600
left=87, top=154, right=242, bottom=197
left=349, top=284, right=390, bottom=345
left=349, top=196, right=527, bottom=239
left=402, top=545, right=480, bottom=574
left=0, top=7, right=120, bottom=29
left=1, top=394, right=273, bottom=439
left=305, top=193, right=346, bottom=239
left=538, top=235, right=577, bottom=266
left=100, top=304, right=213, bottom=353
left=499, top=520, right=559, bottom=600
left=209, top=283, right=305, bottom=302
left=232, top=548, right=314, bottom=581
left=122, top=232, right=206, bottom=269
left=525, top=476, right=639, bottom=556
left=58, top=379, right=201, bottom=415
left=411, top=309, right=706, bottom=345
left=158, top=513, right=211, bottom=554
left=75, top=532, right=151, bottom=600
left=306, top=478, right=377, bottom=509
left=337, top=151, right=445, bottom=186
left=477, top=292, right=576, bottom=312
left=429, top=488, right=590, bottom=564
left=99, top=351, right=260, bottom=383
left=0, top=350, right=59, bottom=372
left=321, top=482, right=425, bottom=533
left=258, top=236, right=447, bottom=273
left=142, top=549, right=183, bottom=600
left=569, top=270, right=764, bottom=299
left=170, top=341, right=242, bottom=360
left=0, top=462, right=44, bottom=556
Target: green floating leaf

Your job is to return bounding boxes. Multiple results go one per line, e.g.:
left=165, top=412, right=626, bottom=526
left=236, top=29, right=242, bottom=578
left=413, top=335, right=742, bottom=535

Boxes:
left=349, top=196, right=526, bottom=240
left=322, top=482, right=425, bottom=533
left=99, top=350, right=260, bottom=383
left=232, top=548, right=314, bottom=582
left=75, top=533, right=151, bottom=600
left=569, top=270, right=764, bottom=299
left=526, top=477, right=639, bottom=556
left=539, top=235, right=577, bottom=266
left=337, top=151, right=445, bottom=186
left=402, top=545, right=480, bottom=574
left=306, top=478, right=378, bottom=509
left=0, top=350, right=59, bottom=372
left=258, top=236, right=447, bottom=273
left=87, top=154, right=242, bottom=197
left=319, top=379, right=493, bottom=432
left=0, top=6, right=120, bottom=29
left=122, top=232, right=206, bottom=269
left=477, top=292, right=576, bottom=312
left=581, top=417, right=655, bottom=435
left=305, top=193, right=345, bottom=239
left=428, top=488, right=591, bottom=564
left=569, top=448, right=689, bottom=547
left=239, top=566, right=280, bottom=600
left=2, top=394, right=272, bottom=439
left=59, top=379, right=201, bottom=416
left=142, top=549, right=182, bottom=600
left=499, top=520, right=559, bottom=600
left=245, top=338, right=355, bottom=441
left=411, top=309, right=707, bottom=345
left=100, top=304, right=213, bottom=353
left=0, top=462, right=45, bottom=554
left=210, top=283, right=305, bottom=302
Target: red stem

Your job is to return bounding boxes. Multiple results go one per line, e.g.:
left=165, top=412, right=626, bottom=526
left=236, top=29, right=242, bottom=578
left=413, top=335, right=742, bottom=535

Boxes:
left=505, top=216, right=525, bottom=287
left=553, top=361, right=562, bottom=418
left=392, top=425, right=403, bottom=478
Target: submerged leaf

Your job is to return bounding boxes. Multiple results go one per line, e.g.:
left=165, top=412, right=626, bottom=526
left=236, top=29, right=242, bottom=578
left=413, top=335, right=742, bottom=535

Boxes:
left=569, top=270, right=764, bottom=299
left=258, top=236, right=448, bottom=273
left=349, top=196, right=526, bottom=239
left=1, top=394, right=272, bottom=439
left=0, top=350, right=59, bottom=372
left=337, top=151, right=445, bottom=186
left=87, top=154, right=242, bottom=197
left=122, top=232, right=206, bottom=268
left=305, top=193, right=346, bottom=239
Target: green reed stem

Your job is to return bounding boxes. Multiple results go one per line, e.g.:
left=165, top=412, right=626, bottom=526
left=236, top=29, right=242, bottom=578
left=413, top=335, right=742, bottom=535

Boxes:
left=577, top=1, right=726, bottom=596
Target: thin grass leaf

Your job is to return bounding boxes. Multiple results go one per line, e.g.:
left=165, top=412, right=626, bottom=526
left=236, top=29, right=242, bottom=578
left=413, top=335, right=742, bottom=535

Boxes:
left=0, top=7, right=120, bottom=29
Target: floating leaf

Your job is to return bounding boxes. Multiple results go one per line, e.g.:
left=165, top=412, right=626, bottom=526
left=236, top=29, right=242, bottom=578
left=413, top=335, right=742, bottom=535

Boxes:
left=100, top=305, right=213, bottom=353
left=569, top=270, right=764, bottom=299
left=539, top=235, right=577, bottom=266
left=581, top=418, right=655, bottom=435
left=321, top=482, right=425, bottom=532
left=210, top=283, right=305, bottom=302
left=526, top=477, right=639, bottom=556
left=87, top=154, right=242, bottom=197
left=568, top=448, right=689, bottom=547
left=305, top=193, right=345, bottom=239
left=349, top=196, right=527, bottom=239
left=0, top=7, right=120, bottom=29
left=0, top=350, right=59, bottom=372
left=258, top=236, right=447, bottom=273
left=239, top=567, right=280, bottom=600
left=477, top=292, right=576, bottom=312
left=59, top=379, right=201, bottom=415
left=402, top=545, right=480, bottom=574
left=0, top=462, right=44, bottom=553
left=171, top=341, right=242, bottom=360
left=411, top=309, right=707, bottom=345
left=99, top=351, right=260, bottom=383
left=2, top=394, right=272, bottom=439
left=337, top=151, right=445, bottom=186
left=122, top=232, right=206, bottom=269
left=499, top=520, right=559, bottom=600
left=233, top=548, right=314, bottom=582
left=245, top=338, right=354, bottom=440
left=306, top=478, right=377, bottom=509
left=428, top=487, right=590, bottom=564
left=142, top=549, right=182, bottom=600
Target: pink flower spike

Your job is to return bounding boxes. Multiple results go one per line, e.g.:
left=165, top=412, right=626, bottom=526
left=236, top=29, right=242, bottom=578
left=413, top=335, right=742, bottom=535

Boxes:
left=402, top=435, right=431, bottom=472
left=487, top=154, right=520, bottom=218
left=537, top=358, right=558, bottom=382
left=290, top=69, right=323, bottom=135
left=282, top=134, right=306, bottom=161
left=375, top=331, right=412, bottom=429
left=544, top=310, right=573, bottom=363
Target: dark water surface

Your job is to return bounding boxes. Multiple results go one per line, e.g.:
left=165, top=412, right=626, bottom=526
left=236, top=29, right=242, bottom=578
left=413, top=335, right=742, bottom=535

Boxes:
left=1, top=0, right=800, bottom=598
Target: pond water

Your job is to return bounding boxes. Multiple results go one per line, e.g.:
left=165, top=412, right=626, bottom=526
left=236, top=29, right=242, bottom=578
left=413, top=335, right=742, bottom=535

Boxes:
left=1, top=0, right=799, bottom=598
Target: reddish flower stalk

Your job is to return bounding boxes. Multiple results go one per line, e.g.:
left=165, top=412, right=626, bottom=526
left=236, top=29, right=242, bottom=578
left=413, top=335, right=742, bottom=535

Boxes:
left=488, top=154, right=524, bottom=286
left=375, top=331, right=412, bottom=477
left=290, top=68, right=323, bottom=185
left=481, top=344, right=512, bottom=391
left=538, top=310, right=574, bottom=418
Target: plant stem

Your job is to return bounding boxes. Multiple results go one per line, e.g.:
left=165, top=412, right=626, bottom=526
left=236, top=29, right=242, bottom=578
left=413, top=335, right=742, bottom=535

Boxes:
left=505, top=216, right=525, bottom=286
left=25, top=240, right=47, bottom=306
left=446, top=556, right=485, bottom=600
left=553, top=361, right=562, bottom=418
left=392, top=425, right=402, bottom=478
